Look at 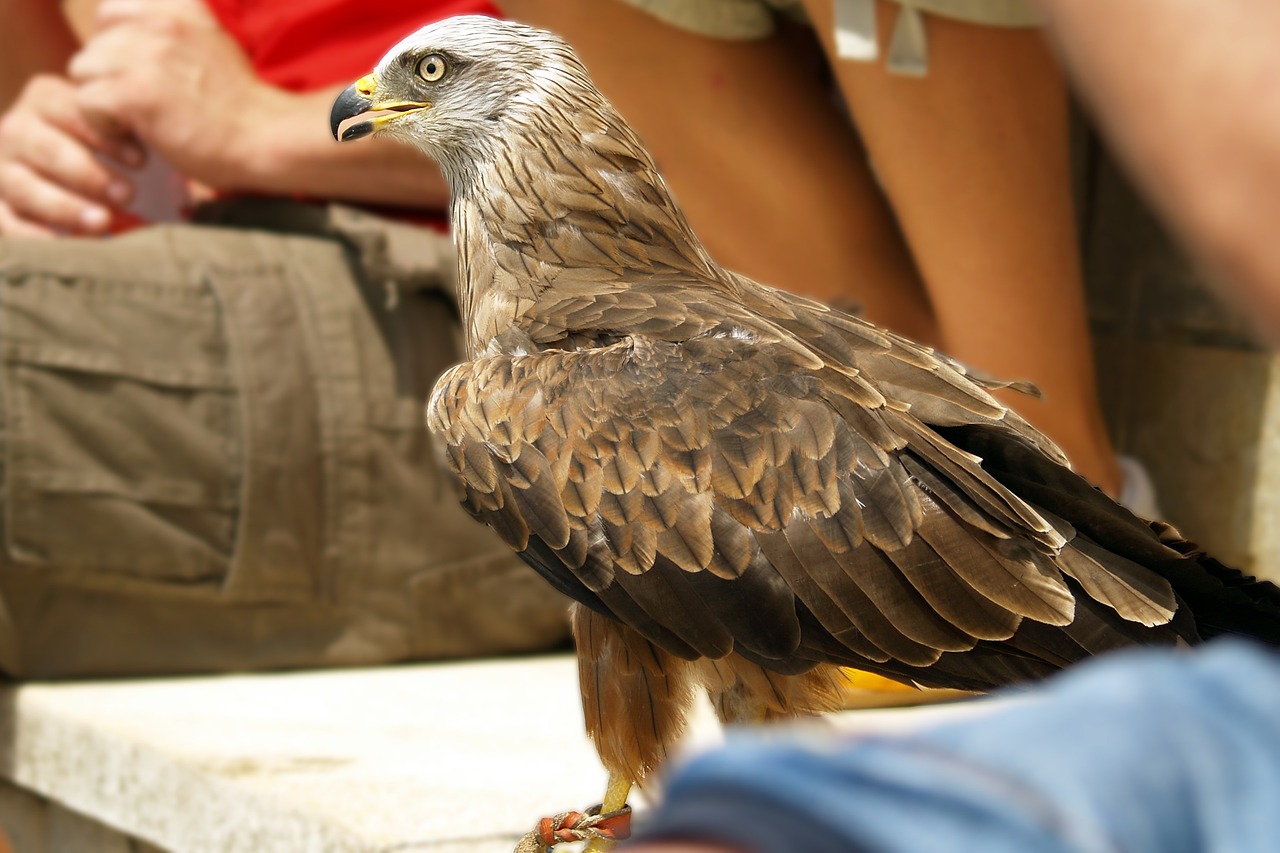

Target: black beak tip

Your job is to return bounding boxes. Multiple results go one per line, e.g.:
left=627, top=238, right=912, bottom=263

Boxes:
left=340, top=122, right=375, bottom=142
left=331, top=84, right=375, bottom=141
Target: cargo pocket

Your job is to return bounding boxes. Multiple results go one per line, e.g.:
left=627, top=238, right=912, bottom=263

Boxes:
left=0, top=248, right=240, bottom=589
left=0, top=226, right=333, bottom=605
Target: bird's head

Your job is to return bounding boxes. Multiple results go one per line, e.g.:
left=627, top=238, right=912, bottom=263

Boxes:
left=331, top=14, right=718, bottom=310
left=330, top=16, right=596, bottom=187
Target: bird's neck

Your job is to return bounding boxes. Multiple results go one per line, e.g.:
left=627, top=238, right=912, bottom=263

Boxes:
left=447, top=109, right=724, bottom=356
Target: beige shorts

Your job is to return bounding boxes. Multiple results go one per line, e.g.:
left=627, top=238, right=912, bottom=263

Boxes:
left=618, top=0, right=1043, bottom=74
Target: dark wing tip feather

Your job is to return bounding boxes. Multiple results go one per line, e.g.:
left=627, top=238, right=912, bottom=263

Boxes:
left=1150, top=523, right=1280, bottom=645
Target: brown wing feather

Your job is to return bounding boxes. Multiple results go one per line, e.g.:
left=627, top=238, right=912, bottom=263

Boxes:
left=427, top=309, right=1187, bottom=687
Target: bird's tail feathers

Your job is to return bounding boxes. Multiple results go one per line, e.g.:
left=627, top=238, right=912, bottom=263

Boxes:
left=1148, top=521, right=1280, bottom=646
left=939, top=423, right=1280, bottom=648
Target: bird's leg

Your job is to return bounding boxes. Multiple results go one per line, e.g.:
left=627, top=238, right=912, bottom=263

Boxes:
left=601, top=771, right=634, bottom=815
left=582, top=773, right=633, bottom=852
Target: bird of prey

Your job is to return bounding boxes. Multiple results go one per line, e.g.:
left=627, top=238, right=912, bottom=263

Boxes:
left=331, top=15, right=1280, bottom=849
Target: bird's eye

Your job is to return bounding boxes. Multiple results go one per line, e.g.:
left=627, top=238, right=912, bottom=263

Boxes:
left=417, top=54, right=448, bottom=83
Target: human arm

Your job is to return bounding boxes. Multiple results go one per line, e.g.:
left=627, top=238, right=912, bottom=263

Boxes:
left=1037, top=0, right=1280, bottom=344
left=216, top=85, right=454, bottom=209
left=66, top=0, right=450, bottom=211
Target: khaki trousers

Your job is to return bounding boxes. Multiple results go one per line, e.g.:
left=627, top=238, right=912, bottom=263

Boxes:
left=0, top=201, right=569, bottom=678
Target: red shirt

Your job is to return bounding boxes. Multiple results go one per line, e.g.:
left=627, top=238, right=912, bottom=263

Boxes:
left=203, top=0, right=503, bottom=91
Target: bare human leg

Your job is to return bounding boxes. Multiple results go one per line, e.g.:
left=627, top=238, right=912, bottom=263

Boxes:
left=799, top=0, right=1122, bottom=494
left=499, top=0, right=939, bottom=344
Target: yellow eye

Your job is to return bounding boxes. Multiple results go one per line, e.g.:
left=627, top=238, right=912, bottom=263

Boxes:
left=417, top=53, right=448, bottom=83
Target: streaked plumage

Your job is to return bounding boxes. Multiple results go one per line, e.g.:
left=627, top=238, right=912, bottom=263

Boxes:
left=333, top=13, right=1280, bottom=818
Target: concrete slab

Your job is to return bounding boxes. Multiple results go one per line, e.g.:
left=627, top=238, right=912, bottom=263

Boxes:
left=1, top=656, right=604, bottom=852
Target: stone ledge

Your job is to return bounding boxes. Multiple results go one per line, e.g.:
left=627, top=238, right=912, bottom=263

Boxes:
left=0, top=656, right=609, bottom=852
left=0, top=656, right=1002, bottom=852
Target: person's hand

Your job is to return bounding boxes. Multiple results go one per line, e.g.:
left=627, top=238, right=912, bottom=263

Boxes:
left=68, top=0, right=286, bottom=191
left=0, top=73, right=143, bottom=237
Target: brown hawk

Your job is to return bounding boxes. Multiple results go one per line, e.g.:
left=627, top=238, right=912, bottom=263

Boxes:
left=331, top=15, right=1280, bottom=849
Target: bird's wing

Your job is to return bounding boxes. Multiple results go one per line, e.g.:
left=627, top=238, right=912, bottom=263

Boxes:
left=428, top=325, right=1174, bottom=675
left=733, top=275, right=1069, bottom=461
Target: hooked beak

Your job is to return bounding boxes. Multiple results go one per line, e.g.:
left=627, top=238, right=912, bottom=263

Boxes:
left=330, top=74, right=430, bottom=142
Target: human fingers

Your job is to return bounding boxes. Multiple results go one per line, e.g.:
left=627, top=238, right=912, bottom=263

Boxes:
left=67, top=24, right=154, bottom=83
left=72, top=76, right=149, bottom=152
left=69, top=11, right=260, bottom=189
left=0, top=199, right=58, bottom=239
left=0, top=75, right=139, bottom=229
left=0, top=160, right=114, bottom=234
left=1, top=98, right=135, bottom=209
left=4, top=74, right=144, bottom=168
left=68, top=26, right=174, bottom=136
